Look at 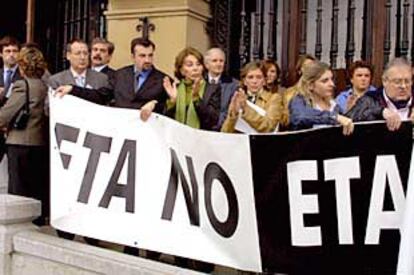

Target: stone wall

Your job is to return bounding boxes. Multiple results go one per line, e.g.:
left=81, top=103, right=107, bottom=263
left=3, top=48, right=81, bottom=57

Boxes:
left=0, top=195, right=203, bottom=275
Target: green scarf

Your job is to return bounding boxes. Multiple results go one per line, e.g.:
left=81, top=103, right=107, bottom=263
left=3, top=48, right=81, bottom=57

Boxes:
left=175, top=79, right=206, bottom=129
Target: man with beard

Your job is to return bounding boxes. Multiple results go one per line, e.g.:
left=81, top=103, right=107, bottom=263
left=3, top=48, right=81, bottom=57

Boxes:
left=55, top=37, right=169, bottom=113
left=110, top=37, right=169, bottom=113
left=90, top=37, right=115, bottom=78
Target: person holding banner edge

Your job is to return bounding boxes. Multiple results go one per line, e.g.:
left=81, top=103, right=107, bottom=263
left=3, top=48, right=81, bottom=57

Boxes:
left=288, top=61, right=354, bottom=135
left=347, top=57, right=413, bottom=131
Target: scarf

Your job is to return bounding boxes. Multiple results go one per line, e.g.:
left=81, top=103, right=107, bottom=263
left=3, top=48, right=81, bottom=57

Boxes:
left=175, top=79, right=206, bottom=129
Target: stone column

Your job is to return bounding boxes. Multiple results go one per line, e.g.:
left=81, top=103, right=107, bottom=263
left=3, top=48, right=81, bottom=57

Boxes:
left=0, top=195, right=40, bottom=275
left=106, top=0, right=211, bottom=77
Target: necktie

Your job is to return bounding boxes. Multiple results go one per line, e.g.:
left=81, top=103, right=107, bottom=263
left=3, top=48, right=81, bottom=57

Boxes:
left=136, top=73, right=144, bottom=92
left=75, top=76, right=85, bottom=87
left=247, top=94, right=256, bottom=104
left=4, top=69, right=13, bottom=93
left=210, top=78, right=216, bottom=84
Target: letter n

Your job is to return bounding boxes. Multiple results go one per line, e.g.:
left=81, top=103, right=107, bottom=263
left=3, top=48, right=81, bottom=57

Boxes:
left=161, top=148, right=199, bottom=226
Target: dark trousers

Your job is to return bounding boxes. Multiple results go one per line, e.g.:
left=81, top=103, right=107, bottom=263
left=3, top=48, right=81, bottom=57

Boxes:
left=7, top=144, right=50, bottom=225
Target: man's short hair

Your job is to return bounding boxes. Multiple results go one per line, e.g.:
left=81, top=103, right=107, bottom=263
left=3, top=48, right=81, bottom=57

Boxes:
left=204, top=47, right=225, bottom=63
left=0, top=36, right=20, bottom=52
left=130, top=37, right=155, bottom=54
left=66, top=38, right=88, bottom=53
left=382, top=57, right=411, bottom=79
left=347, top=60, right=373, bottom=79
left=91, top=37, right=115, bottom=55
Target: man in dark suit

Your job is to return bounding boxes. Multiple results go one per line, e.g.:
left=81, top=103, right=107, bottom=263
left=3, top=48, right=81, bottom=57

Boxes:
left=0, top=36, right=23, bottom=106
left=0, top=36, right=23, bottom=162
left=49, top=38, right=109, bottom=244
left=55, top=37, right=169, bottom=114
left=111, top=37, right=169, bottom=114
left=90, top=37, right=115, bottom=78
left=49, top=38, right=110, bottom=105
left=203, top=47, right=238, bottom=130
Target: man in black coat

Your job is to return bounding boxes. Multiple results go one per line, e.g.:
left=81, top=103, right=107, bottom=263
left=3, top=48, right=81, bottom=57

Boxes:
left=111, top=37, right=168, bottom=114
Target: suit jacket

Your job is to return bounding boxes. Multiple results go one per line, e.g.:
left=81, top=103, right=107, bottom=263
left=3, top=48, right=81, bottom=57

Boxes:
left=166, top=82, right=221, bottom=131
left=346, top=88, right=402, bottom=121
left=48, top=69, right=110, bottom=105
left=0, top=67, right=23, bottom=106
left=214, top=74, right=238, bottom=130
left=0, top=67, right=22, bottom=87
left=97, top=65, right=116, bottom=82
left=111, top=65, right=169, bottom=113
left=0, top=78, right=48, bottom=146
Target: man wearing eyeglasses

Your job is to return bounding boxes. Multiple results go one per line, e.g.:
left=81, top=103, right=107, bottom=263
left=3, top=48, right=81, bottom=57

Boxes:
left=347, top=57, right=413, bottom=131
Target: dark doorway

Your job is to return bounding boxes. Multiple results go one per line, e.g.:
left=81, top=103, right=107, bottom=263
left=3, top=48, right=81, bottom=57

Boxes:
left=0, top=0, right=27, bottom=43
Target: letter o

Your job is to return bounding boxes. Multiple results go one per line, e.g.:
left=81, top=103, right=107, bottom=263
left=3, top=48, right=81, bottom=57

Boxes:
left=204, top=163, right=239, bottom=238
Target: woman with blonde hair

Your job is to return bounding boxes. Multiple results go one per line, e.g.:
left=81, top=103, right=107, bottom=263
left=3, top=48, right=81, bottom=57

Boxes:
left=289, top=61, right=354, bottom=135
left=0, top=46, right=49, bottom=225
left=221, top=61, right=282, bottom=133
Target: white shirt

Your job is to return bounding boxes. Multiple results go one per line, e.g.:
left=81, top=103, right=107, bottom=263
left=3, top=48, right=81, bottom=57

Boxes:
left=92, top=65, right=107, bottom=72
left=208, top=74, right=221, bottom=84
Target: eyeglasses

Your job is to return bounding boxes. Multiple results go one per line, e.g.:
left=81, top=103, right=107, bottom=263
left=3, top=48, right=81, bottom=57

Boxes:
left=387, top=78, right=412, bottom=86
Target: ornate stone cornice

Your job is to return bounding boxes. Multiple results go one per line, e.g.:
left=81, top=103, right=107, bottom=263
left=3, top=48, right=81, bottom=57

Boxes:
left=105, top=6, right=210, bottom=22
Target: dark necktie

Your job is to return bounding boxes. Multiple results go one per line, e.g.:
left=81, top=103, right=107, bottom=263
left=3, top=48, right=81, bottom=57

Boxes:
left=210, top=78, right=216, bottom=84
left=4, top=69, right=13, bottom=93
left=247, top=94, right=256, bottom=104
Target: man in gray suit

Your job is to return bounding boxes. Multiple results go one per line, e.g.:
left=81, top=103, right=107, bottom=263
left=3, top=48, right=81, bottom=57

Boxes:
left=48, top=38, right=109, bottom=243
left=49, top=38, right=110, bottom=105
left=55, top=37, right=169, bottom=113
left=204, top=47, right=238, bottom=130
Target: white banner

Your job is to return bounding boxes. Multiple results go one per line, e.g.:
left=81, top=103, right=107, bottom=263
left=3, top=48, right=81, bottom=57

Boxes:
left=49, top=95, right=262, bottom=272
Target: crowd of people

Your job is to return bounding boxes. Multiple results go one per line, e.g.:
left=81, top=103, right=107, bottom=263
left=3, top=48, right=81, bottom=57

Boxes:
left=0, top=34, right=413, bottom=271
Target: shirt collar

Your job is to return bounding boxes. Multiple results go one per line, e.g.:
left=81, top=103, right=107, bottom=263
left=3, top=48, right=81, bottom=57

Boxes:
left=208, top=74, right=221, bottom=83
left=3, top=65, right=18, bottom=73
left=92, top=64, right=107, bottom=72
left=134, top=67, right=152, bottom=76
left=70, top=68, right=87, bottom=79
left=383, top=89, right=412, bottom=110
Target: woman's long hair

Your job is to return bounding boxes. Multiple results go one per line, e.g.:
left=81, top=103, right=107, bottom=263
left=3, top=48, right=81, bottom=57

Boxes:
left=262, top=59, right=281, bottom=93
left=298, top=61, right=331, bottom=105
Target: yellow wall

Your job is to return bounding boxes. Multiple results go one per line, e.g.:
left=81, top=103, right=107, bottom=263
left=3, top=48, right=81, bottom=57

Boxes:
left=106, top=0, right=211, bottom=77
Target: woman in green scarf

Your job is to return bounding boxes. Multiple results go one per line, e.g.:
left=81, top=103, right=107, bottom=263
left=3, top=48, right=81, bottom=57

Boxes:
left=160, top=47, right=221, bottom=130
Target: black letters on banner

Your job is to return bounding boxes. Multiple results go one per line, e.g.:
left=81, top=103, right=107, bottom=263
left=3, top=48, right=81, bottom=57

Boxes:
left=204, top=163, right=239, bottom=238
left=99, top=139, right=136, bottom=213
left=249, top=122, right=412, bottom=274
left=161, top=148, right=200, bottom=226
left=54, top=123, right=80, bottom=169
left=78, top=132, right=112, bottom=203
